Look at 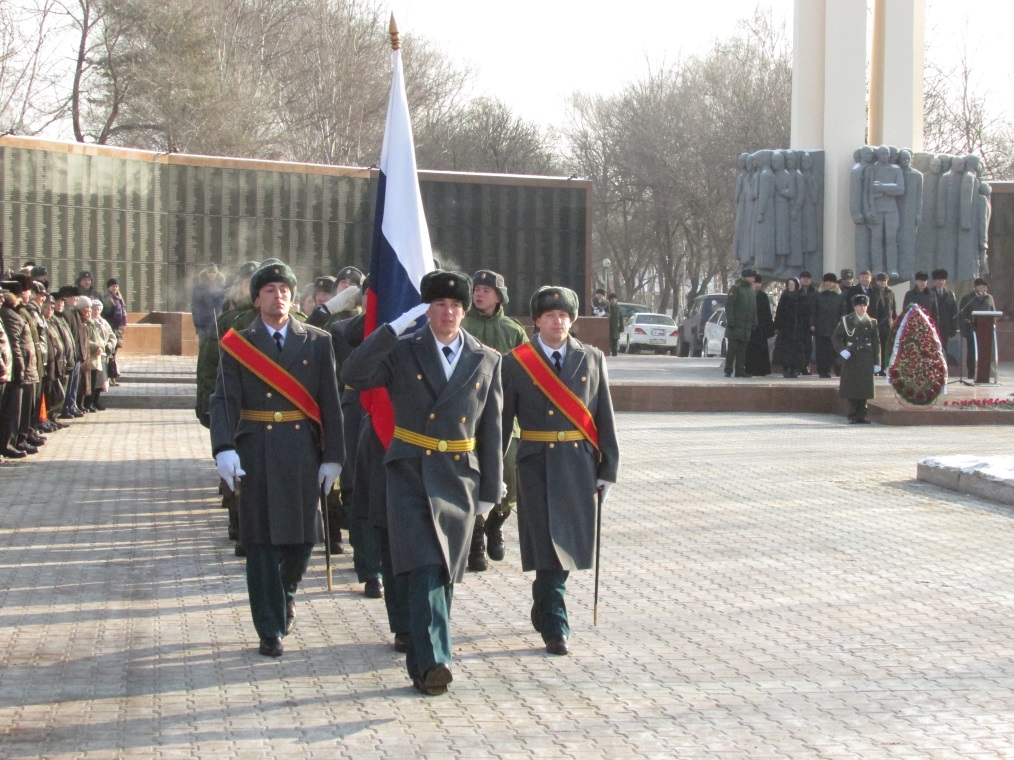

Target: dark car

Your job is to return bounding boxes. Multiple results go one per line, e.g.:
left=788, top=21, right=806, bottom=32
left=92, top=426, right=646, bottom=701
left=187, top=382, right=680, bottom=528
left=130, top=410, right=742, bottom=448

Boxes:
left=617, top=302, right=652, bottom=322
left=678, top=293, right=727, bottom=357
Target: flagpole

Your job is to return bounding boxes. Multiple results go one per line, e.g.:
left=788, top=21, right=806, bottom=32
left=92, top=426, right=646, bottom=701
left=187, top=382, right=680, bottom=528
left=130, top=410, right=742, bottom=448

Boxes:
left=389, top=13, right=399, bottom=50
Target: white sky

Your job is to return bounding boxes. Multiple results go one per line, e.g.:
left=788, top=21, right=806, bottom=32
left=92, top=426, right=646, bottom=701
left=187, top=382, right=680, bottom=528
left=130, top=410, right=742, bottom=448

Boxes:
left=388, top=0, right=1014, bottom=129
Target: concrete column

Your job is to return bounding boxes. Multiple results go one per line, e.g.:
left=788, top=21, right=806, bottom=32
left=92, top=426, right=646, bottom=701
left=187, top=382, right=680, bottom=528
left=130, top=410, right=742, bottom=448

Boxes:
left=821, top=0, right=868, bottom=277
left=878, top=0, right=926, bottom=151
left=790, top=0, right=825, bottom=150
left=869, top=0, right=887, bottom=146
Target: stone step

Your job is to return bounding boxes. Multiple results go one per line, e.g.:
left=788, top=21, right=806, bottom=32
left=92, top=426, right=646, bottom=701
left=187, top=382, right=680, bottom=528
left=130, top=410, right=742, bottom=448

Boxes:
left=918, top=456, right=1014, bottom=507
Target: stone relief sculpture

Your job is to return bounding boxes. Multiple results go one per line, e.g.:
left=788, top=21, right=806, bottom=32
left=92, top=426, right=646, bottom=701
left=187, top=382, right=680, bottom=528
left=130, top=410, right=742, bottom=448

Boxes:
left=753, top=150, right=776, bottom=271
left=732, top=150, right=824, bottom=279
left=785, top=151, right=805, bottom=269
left=732, top=146, right=988, bottom=283
left=976, top=182, right=991, bottom=275
left=850, top=146, right=876, bottom=273
left=908, top=152, right=989, bottom=281
left=771, top=150, right=792, bottom=267
left=868, top=145, right=905, bottom=278
left=896, top=149, right=922, bottom=281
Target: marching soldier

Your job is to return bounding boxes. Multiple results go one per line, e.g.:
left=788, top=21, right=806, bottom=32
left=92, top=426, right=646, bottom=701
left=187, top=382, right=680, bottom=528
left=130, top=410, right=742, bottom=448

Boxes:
left=459, top=270, right=528, bottom=571
left=342, top=270, right=503, bottom=697
left=500, top=286, right=620, bottom=656
left=210, top=261, right=344, bottom=658
left=832, top=293, right=881, bottom=424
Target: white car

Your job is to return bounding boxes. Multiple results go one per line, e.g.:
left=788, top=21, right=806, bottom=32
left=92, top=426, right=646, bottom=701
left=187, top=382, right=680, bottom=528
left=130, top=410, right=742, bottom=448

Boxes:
left=701, top=307, right=727, bottom=357
left=619, top=313, right=680, bottom=355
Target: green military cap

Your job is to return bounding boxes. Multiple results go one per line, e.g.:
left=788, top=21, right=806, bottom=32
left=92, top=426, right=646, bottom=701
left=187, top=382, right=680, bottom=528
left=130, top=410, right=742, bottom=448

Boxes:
left=472, top=269, right=509, bottom=305
left=530, top=285, right=579, bottom=320
left=249, top=261, right=297, bottom=300
left=420, top=270, right=471, bottom=305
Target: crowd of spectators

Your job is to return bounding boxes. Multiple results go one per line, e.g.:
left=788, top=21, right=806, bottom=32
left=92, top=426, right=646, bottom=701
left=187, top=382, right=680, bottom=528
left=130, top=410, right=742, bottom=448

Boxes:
left=0, top=263, right=127, bottom=462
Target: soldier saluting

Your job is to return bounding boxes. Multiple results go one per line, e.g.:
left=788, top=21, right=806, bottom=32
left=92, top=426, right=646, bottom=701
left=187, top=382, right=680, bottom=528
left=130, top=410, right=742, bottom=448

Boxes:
left=501, top=286, right=620, bottom=656
left=342, top=270, right=503, bottom=697
left=210, top=262, right=344, bottom=658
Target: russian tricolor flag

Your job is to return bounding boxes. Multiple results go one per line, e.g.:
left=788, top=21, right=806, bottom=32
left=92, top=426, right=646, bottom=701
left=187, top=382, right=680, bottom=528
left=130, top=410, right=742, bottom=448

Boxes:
left=362, top=17, right=435, bottom=447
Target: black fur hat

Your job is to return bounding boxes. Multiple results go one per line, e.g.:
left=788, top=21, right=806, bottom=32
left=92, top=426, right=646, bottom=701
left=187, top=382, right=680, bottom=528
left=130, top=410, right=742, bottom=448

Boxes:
left=420, top=270, right=471, bottom=305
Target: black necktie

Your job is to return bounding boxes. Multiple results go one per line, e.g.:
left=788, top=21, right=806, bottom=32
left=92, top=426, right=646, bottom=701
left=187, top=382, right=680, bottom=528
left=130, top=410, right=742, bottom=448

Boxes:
left=442, top=345, right=453, bottom=363
left=552, top=350, right=562, bottom=374
left=273, top=331, right=283, bottom=353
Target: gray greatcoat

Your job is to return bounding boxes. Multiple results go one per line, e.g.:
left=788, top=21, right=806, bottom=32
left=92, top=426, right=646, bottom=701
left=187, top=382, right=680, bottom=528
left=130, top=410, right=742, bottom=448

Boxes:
left=210, top=317, right=344, bottom=546
left=342, top=325, right=503, bottom=582
left=501, top=337, right=620, bottom=572
left=832, top=313, right=881, bottom=401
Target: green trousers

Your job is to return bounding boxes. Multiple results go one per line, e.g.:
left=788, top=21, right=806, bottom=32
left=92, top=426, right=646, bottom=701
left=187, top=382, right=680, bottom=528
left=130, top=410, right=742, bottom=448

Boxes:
left=245, top=543, right=313, bottom=640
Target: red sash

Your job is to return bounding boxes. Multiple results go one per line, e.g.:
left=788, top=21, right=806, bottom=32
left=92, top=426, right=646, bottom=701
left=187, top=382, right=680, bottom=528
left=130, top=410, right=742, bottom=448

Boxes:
left=220, top=328, right=322, bottom=427
left=511, top=343, right=599, bottom=449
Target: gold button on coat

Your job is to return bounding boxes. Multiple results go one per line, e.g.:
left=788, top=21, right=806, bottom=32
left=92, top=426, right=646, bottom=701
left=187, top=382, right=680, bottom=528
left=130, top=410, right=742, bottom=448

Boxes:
left=266, top=392, right=272, bottom=398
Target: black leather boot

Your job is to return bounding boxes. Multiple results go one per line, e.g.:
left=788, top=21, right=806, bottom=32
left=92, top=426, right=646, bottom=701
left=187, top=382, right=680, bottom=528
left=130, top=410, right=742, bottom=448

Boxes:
left=467, top=516, right=488, bottom=571
left=484, top=507, right=510, bottom=562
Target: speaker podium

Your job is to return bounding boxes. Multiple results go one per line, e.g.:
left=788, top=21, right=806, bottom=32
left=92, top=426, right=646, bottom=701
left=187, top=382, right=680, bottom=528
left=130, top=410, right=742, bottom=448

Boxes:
left=970, top=311, right=1003, bottom=385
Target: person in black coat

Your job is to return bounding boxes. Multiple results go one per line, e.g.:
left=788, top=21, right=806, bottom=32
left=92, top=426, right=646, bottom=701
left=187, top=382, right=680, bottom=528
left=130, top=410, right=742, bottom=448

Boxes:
left=843, top=270, right=889, bottom=328
left=744, top=275, right=773, bottom=376
left=931, top=268, right=959, bottom=360
left=773, top=278, right=808, bottom=377
left=902, top=271, right=939, bottom=325
left=797, top=271, right=818, bottom=374
left=813, top=273, right=844, bottom=378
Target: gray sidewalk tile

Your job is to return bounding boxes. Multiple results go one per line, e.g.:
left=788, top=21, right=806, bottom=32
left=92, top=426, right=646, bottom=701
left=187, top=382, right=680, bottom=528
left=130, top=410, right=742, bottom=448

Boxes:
left=1, top=410, right=1014, bottom=757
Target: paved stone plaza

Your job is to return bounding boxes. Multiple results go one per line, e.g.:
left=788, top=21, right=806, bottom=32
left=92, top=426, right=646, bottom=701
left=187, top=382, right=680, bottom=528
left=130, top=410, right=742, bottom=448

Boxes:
left=1, top=408, right=1013, bottom=758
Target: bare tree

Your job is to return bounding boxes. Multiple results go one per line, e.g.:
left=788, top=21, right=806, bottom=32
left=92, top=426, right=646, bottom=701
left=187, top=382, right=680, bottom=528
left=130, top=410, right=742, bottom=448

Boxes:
left=418, top=96, right=559, bottom=174
left=924, top=49, right=1014, bottom=180
left=0, top=0, right=68, bottom=134
left=563, top=9, right=790, bottom=315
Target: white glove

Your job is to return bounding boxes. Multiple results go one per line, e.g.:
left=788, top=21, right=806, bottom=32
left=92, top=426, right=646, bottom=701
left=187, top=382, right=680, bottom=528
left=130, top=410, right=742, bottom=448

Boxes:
left=215, top=450, right=245, bottom=491
left=318, top=462, right=342, bottom=494
left=323, top=285, right=360, bottom=315
left=839, top=350, right=851, bottom=360
left=389, top=303, right=429, bottom=336
left=501, top=481, right=508, bottom=499
left=873, top=365, right=881, bottom=374
left=477, top=501, right=495, bottom=517
left=596, top=479, right=614, bottom=505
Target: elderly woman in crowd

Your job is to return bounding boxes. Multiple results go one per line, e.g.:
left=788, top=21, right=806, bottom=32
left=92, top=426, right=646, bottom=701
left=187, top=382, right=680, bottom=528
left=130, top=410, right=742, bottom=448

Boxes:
left=85, top=298, right=116, bottom=411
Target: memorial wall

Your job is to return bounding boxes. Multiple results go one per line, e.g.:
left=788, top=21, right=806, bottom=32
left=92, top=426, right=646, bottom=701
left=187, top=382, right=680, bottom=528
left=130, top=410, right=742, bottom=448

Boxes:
left=0, top=137, right=591, bottom=316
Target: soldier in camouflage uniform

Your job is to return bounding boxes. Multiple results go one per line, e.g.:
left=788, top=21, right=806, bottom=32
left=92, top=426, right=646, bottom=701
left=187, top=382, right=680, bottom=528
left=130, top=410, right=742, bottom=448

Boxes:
left=459, top=270, right=527, bottom=571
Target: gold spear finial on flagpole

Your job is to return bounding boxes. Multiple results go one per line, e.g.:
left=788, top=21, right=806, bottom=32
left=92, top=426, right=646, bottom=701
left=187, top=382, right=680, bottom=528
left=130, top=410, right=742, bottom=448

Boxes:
left=389, top=14, right=400, bottom=51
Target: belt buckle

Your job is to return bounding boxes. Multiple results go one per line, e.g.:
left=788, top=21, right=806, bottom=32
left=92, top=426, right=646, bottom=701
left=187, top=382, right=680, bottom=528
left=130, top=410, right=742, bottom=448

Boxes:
left=437, top=440, right=448, bottom=452
left=272, top=411, right=283, bottom=422
left=556, top=431, right=567, bottom=441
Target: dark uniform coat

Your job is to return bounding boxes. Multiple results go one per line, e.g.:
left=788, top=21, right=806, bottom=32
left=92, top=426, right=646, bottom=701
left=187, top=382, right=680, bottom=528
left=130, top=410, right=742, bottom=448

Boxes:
left=210, top=318, right=344, bottom=547
left=342, top=325, right=503, bottom=582
left=501, top=337, right=620, bottom=572
left=832, top=314, right=880, bottom=400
